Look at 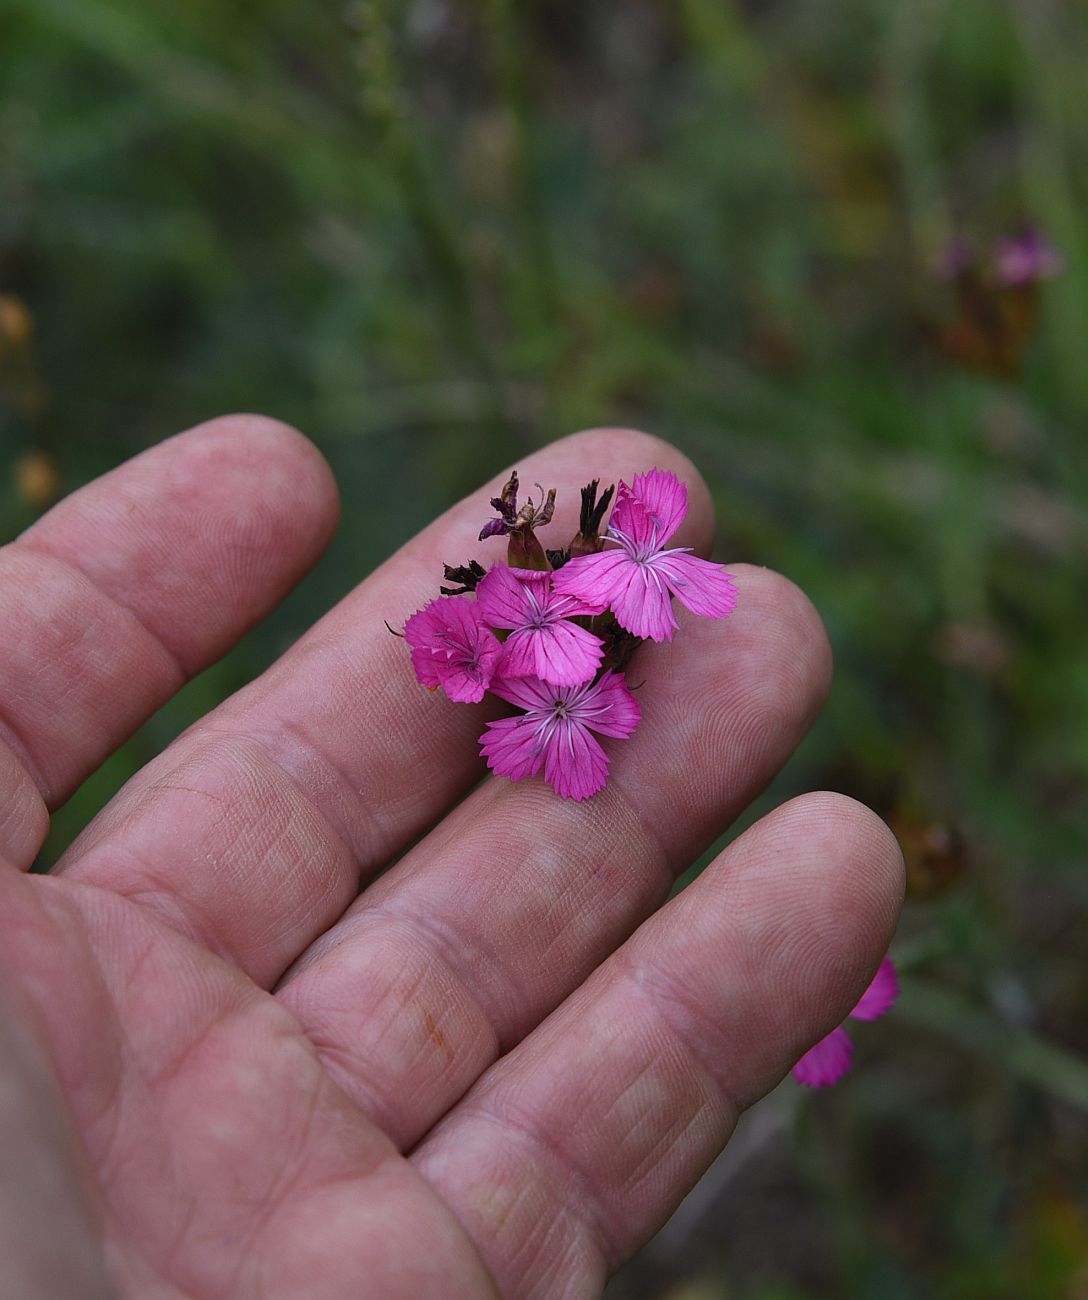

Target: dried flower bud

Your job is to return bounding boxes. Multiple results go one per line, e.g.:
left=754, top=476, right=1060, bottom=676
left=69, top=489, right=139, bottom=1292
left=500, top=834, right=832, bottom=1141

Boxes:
left=569, top=479, right=615, bottom=557
left=478, top=470, right=556, bottom=571
left=439, top=559, right=486, bottom=596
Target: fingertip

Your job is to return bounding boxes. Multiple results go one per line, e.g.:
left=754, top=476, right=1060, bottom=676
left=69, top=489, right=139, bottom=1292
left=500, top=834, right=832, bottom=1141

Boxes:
left=182, top=413, right=341, bottom=553
left=776, top=790, right=906, bottom=954
left=654, top=790, right=904, bottom=1108
left=138, top=413, right=341, bottom=666
left=727, top=565, right=834, bottom=715
left=0, top=412, right=346, bottom=813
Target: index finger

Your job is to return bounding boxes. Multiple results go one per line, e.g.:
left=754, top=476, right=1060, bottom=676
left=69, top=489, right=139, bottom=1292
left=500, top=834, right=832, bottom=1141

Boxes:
left=0, top=414, right=338, bottom=867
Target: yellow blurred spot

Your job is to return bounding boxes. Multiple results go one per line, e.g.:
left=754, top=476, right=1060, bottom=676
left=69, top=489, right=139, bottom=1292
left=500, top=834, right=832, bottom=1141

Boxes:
left=14, top=451, right=61, bottom=510
left=0, top=295, right=33, bottom=354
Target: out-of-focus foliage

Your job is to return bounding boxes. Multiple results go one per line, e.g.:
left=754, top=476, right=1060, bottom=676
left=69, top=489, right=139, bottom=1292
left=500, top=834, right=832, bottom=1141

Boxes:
left=2, top=1, right=1087, bottom=1295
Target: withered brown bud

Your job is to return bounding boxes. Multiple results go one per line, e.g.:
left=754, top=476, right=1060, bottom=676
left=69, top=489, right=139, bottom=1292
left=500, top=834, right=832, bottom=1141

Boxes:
left=569, top=479, right=615, bottom=557
left=479, top=471, right=522, bottom=541
left=497, top=470, right=519, bottom=515
left=507, top=529, right=550, bottom=571
left=439, top=559, right=486, bottom=596
left=478, top=472, right=557, bottom=570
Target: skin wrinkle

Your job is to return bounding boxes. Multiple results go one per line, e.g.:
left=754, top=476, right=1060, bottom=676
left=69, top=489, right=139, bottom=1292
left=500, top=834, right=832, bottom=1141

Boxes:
left=215, top=716, right=385, bottom=870
left=377, top=789, right=663, bottom=1035
left=0, top=703, right=48, bottom=811
left=69, top=732, right=358, bottom=986
left=206, top=1070, right=328, bottom=1300
left=618, top=956, right=746, bottom=1124
left=577, top=1034, right=722, bottom=1216
left=306, top=989, right=484, bottom=1147
left=308, top=900, right=507, bottom=1056
left=14, top=541, right=190, bottom=682
left=426, top=1102, right=614, bottom=1291
left=0, top=740, right=49, bottom=868
left=510, top=1190, right=599, bottom=1300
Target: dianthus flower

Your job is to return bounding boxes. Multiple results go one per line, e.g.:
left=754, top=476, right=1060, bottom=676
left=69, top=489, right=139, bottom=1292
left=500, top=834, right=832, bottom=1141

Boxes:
left=475, top=565, right=605, bottom=687
left=479, top=670, right=640, bottom=801
left=792, top=957, right=899, bottom=1087
left=403, top=596, right=501, bottom=703
left=552, top=469, right=736, bottom=642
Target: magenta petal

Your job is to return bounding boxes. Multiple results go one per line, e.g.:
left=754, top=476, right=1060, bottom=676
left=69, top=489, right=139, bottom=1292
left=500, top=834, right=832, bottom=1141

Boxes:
left=476, top=565, right=535, bottom=626
left=439, top=665, right=489, bottom=703
left=497, top=620, right=602, bottom=687
left=792, top=1026, right=855, bottom=1088
left=488, top=672, right=555, bottom=712
left=542, top=719, right=609, bottom=800
left=482, top=672, right=639, bottom=800
left=579, top=670, right=641, bottom=738
left=494, top=628, right=542, bottom=681
left=403, top=597, right=500, bottom=702
left=850, top=958, right=899, bottom=1022
left=627, top=468, right=688, bottom=544
left=610, top=562, right=678, bottom=641
left=532, top=619, right=603, bottom=685
left=479, top=715, right=545, bottom=782
left=653, top=552, right=737, bottom=620
left=608, top=482, right=648, bottom=547
left=552, top=549, right=631, bottom=607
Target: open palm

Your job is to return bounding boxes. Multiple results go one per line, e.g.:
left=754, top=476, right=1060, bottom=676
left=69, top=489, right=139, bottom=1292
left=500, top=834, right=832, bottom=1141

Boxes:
left=0, top=417, right=902, bottom=1299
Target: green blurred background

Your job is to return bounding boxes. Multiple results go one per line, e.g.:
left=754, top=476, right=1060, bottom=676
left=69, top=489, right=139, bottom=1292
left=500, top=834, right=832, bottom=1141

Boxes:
left=2, top=1, right=1087, bottom=1295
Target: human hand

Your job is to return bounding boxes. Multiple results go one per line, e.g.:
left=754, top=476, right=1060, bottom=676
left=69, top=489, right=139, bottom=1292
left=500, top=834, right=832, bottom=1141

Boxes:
left=0, top=417, right=903, bottom=1298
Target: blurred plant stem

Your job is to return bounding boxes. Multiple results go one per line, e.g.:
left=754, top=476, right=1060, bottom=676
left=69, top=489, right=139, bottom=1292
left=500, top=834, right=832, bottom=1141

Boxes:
left=482, top=0, right=559, bottom=333
left=899, top=977, right=1088, bottom=1110
left=884, top=0, right=954, bottom=262
left=1008, top=0, right=1088, bottom=492
left=356, top=0, right=506, bottom=446
left=12, top=0, right=360, bottom=200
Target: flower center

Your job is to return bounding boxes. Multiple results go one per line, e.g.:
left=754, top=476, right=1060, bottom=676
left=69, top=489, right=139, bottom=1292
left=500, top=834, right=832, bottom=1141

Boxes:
left=607, top=523, right=657, bottom=565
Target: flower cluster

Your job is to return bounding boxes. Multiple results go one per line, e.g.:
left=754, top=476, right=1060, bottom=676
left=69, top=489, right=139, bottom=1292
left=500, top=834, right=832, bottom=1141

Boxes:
left=402, top=467, right=736, bottom=800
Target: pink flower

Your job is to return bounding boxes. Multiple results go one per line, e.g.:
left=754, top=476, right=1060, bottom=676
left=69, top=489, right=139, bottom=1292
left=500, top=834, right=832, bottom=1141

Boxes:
left=792, top=958, right=899, bottom=1088
left=404, top=596, right=502, bottom=703
left=475, top=565, right=605, bottom=687
left=479, top=671, right=640, bottom=800
left=552, top=469, right=736, bottom=642
left=994, top=227, right=1064, bottom=287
